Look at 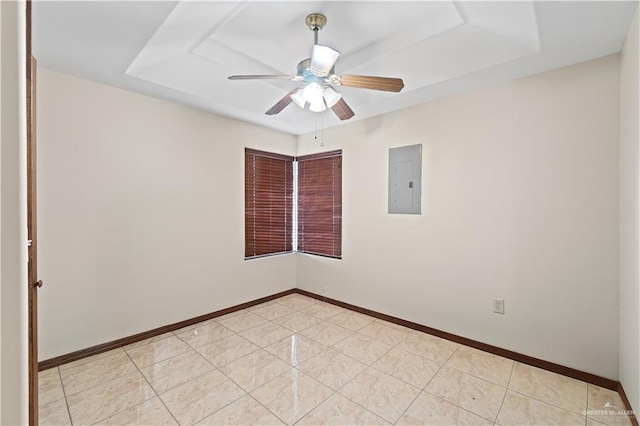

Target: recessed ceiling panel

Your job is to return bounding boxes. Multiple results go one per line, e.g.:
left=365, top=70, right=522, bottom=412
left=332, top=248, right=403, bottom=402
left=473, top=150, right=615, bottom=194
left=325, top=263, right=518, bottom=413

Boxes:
left=34, top=0, right=638, bottom=135
left=126, top=0, right=541, bottom=132
left=204, top=1, right=463, bottom=75
left=458, top=1, right=540, bottom=51
left=350, top=24, right=537, bottom=90
left=127, top=2, right=244, bottom=73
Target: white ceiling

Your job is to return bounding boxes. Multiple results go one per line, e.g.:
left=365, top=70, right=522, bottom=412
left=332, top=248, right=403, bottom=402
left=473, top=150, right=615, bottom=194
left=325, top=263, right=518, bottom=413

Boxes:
left=34, top=1, right=638, bottom=135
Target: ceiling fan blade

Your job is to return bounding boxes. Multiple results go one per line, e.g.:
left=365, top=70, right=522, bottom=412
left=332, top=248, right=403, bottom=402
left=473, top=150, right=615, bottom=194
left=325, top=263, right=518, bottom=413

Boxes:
left=333, top=75, right=404, bottom=92
left=265, top=89, right=299, bottom=115
left=331, top=98, right=355, bottom=121
left=310, top=45, right=340, bottom=76
left=228, top=75, right=300, bottom=80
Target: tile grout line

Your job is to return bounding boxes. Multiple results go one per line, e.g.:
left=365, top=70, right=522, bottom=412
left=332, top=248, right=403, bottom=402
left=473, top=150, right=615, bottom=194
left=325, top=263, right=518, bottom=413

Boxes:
left=219, top=356, right=292, bottom=424
left=441, top=362, right=512, bottom=389
left=55, top=366, right=74, bottom=426
left=508, top=387, right=590, bottom=418
left=288, top=363, right=388, bottom=426
left=288, top=369, right=336, bottom=425
left=325, top=331, right=423, bottom=424
left=431, top=346, right=507, bottom=425
left=422, top=340, right=460, bottom=391
left=216, top=298, right=329, bottom=424
left=35, top=369, right=69, bottom=424
left=190, top=387, right=251, bottom=425
left=59, top=352, right=150, bottom=421
left=125, top=321, right=263, bottom=402
left=585, top=384, right=589, bottom=426
left=121, top=331, right=201, bottom=382
left=62, top=370, right=150, bottom=425
left=391, top=341, right=462, bottom=425
left=304, top=303, right=459, bottom=423
left=299, top=320, right=356, bottom=348
left=389, top=380, right=425, bottom=425
left=290, top=300, right=380, bottom=421
left=396, top=330, right=462, bottom=366
left=504, top=363, right=595, bottom=417
left=202, top=323, right=301, bottom=425
left=298, top=347, right=358, bottom=394
left=140, top=324, right=258, bottom=424
left=121, top=346, right=178, bottom=425
left=364, top=325, right=427, bottom=385
left=493, top=360, right=515, bottom=425
left=55, top=363, right=141, bottom=403
left=193, top=391, right=249, bottom=424
left=246, top=392, right=290, bottom=426
left=174, top=323, right=237, bottom=352
left=420, top=343, right=510, bottom=424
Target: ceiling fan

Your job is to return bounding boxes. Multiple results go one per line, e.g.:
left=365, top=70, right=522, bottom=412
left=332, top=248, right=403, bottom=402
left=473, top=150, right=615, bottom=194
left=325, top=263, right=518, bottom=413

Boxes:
left=228, top=13, right=405, bottom=121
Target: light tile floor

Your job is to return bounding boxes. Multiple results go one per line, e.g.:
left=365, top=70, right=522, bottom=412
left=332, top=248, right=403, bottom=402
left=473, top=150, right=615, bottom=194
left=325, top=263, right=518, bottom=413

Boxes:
left=39, top=294, right=634, bottom=425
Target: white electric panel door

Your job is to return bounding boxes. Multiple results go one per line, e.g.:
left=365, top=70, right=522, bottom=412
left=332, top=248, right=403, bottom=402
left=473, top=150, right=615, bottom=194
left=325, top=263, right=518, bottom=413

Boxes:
left=388, top=144, right=422, bottom=214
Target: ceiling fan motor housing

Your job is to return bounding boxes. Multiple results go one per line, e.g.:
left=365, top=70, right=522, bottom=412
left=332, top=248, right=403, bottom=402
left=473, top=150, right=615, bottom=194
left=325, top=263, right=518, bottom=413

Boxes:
left=297, top=58, right=335, bottom=81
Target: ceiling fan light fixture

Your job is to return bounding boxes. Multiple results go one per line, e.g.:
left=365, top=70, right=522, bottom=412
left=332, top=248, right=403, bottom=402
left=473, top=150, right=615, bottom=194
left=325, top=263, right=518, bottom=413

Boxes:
left=303, top=82, right=324, bottom=106
left=291, top=89, right=306, bottom=108
left=323, top=86, right=342, bottom=108
left=309, top=101, right=327, bottom=112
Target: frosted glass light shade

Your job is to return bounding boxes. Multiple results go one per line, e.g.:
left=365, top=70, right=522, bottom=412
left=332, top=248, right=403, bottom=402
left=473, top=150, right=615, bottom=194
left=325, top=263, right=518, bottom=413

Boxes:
left=309, top=101, right=326, bottom=112
left=310, top=45, right=340, bottom=76
left=303, top=82, right=324, bottom=105
left=291, top=89, right=306, bottom=108
left=293, top=82, right=338, bottom=112
left=323, top=86, right=342, bottom=108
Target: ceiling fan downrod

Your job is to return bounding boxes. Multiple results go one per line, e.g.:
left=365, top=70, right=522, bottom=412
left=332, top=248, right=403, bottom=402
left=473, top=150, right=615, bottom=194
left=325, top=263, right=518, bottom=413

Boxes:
left=305, top=13, right=327, bottom=45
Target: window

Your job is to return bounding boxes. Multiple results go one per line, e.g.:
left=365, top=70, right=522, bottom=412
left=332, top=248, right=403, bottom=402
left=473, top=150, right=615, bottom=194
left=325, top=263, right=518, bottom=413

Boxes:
left=297, top=150, right=342, bottom=258
left=244, top=148, right=341, bottom=259
left=244, top=148, right=294, bottom=258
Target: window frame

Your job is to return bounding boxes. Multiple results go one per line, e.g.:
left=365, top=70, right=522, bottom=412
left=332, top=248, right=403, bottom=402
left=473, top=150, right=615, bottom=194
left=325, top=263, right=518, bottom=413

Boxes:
left=244, top=148, right=342, bottom=260
left=296, top=150, right=343, bottom=259
left=244, top=148, right=294, bottom=259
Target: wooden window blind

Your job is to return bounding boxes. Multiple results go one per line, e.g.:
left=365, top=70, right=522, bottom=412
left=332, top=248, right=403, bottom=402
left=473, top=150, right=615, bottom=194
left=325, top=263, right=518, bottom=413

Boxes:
left=245, top=148, right=294, bottom=258
left=297, top=150, right=342, bottom=259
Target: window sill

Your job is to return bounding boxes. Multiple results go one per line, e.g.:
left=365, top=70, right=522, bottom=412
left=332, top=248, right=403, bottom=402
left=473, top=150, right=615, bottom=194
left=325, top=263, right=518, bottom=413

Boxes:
left=244, top=251, right=295, bottom=261
left=244, top=251, right=341, bottom=261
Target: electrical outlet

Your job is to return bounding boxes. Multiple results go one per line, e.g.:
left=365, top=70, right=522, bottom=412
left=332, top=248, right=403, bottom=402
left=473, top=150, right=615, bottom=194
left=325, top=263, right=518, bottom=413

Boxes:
left=493, top=299, right=505, bottom=314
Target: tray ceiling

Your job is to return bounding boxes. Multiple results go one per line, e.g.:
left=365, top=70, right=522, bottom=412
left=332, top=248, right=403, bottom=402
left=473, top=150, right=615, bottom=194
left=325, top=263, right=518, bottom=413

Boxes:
left=34, top=1, right=638, bottom=135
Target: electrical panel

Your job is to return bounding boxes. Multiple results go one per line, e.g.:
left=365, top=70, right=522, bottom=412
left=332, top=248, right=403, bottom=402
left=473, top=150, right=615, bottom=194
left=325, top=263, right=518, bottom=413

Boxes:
left=388, top=144, right=422, bottom=214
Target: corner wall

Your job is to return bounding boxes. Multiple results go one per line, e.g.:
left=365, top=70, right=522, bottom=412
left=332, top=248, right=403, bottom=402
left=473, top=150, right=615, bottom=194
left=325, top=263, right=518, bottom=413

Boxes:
left=619, top=7, right=640, bottom=413
left=37, top=69, right=297, bottom=359
left=297, top=55, right=621, bottom=379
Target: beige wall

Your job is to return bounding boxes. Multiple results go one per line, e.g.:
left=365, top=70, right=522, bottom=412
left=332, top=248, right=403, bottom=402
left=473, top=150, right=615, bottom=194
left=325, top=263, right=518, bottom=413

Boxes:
left=297, top=55, right=621, bottom=379
left=0, top=0, right=28, bottom=423
left=37, top=68, right=297, bottom=360
left=619, top=7, right=640, bottom=413
left=38, top=52, right=625, bottom=382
